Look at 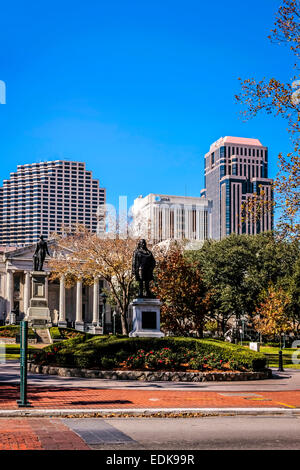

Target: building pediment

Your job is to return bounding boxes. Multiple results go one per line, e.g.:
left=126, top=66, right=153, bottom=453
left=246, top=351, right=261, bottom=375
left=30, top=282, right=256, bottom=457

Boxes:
left=1, top=240, right=69, bottom=272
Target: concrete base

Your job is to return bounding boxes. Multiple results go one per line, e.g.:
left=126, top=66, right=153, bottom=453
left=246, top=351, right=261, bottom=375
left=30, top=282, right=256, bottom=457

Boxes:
left=25, top=306, right=52, bottom=324
left=88, top=325, right=103, bottom=335
left=75, top=322, right=85, bottom=332
left=25, top=271, right=52, bottom=327
left=9, top=313, right=16, bottom=325
left=58, top=321, right=68, bottom=328
left=129, top=298, right=164, bottom=338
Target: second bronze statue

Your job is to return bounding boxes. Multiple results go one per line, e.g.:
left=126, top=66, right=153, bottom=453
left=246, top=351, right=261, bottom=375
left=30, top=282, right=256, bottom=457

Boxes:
left=33, top=235, right=51, bottom=272
left=132, top=239, right=156, bottom=298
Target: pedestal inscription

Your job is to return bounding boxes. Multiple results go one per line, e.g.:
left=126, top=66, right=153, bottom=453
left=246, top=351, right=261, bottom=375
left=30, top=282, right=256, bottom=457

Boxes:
left=142, top=311, right=157, bottom=330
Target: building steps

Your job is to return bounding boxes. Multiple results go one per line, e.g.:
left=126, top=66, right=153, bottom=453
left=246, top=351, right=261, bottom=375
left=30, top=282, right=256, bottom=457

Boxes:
left=34, top=328, right=52, bottom=344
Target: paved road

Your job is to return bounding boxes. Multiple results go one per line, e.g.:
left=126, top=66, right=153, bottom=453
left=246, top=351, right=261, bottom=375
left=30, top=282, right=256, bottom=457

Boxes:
left=86, top=416, right=300, bottom=450
left=1, top=416, right=300, bottom=450
left=1, top=361, right=300, bottom=391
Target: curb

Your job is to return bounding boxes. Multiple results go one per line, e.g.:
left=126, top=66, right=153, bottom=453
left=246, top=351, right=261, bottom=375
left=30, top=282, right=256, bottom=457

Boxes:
left=0, top=407, right=299, bottom=418
left=28, top=363, right=272, bottom=382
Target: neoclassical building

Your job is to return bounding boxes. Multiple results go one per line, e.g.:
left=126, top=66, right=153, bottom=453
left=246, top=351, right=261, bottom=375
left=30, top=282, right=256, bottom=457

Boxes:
left=0, top=242, right=112, bottom=331
left=132, top=194, right=212, bottom=245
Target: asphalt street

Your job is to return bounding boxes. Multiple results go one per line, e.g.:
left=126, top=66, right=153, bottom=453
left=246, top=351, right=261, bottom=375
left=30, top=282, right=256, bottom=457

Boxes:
left=64, top=416, right=300, bottom=450
left=1, top=361, right=300, bottom=392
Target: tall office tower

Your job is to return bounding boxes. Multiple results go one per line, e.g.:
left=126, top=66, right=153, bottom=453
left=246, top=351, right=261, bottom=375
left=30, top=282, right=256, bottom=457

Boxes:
left=201, top=137, right=273, bottom=239
left=0, top=160, right=106, bottom=246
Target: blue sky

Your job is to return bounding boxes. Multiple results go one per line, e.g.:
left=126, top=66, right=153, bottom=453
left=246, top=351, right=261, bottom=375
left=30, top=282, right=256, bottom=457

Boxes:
left=0, top=0, right=295, bottom=213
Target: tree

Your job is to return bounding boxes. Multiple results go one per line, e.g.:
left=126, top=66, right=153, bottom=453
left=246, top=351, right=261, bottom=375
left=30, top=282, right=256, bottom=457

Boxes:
left=236, top=0, right=300, bottom=240
left=188, top=232, right=300, bottom=334
left=189, top=234, right=257, bottom=334
left=153, top=244, right=210, bottom=337
left=49, top=226, right=138, bottom=335
left=253, top=285, right=293, bottom=347
left=285, top=256, right=300, bottom=331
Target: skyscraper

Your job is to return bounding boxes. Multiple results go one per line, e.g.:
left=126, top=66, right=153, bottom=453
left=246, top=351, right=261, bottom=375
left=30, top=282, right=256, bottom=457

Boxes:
left=201, top=136, right=273, bottom=239
left=0, top=160, right=106, bottom=246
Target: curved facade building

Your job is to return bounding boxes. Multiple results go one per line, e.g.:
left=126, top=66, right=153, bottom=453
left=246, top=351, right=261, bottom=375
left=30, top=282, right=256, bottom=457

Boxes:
left=0, top=160, right=106, bottom=246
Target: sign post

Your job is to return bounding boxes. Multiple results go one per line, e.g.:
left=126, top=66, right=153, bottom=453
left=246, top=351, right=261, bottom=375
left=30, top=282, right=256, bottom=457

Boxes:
left=17, top=321, right=31, bottom=407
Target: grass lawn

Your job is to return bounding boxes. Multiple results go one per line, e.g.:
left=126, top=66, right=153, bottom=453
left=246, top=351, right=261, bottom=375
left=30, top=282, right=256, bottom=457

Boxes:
left=260, top=346, right=300, bottom=369
left=0, top=344, right=39, bottom=360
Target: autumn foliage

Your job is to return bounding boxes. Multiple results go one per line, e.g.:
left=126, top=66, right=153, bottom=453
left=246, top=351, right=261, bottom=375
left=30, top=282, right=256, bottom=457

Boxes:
left=49, top=225, right=137, bottom=335
left=236, top=0, right=300, bottom=240
left=153, top=245, right=210, bottom=337
left=253, top=285, right=293, bottom=342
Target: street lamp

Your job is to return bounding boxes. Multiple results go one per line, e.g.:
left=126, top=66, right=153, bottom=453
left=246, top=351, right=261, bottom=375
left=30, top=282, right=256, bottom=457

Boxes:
left=112, top=310, right=117, bottom=336
left=235, top=313, right=240, bottom=344
left=100, top=292, right=107, bottom=335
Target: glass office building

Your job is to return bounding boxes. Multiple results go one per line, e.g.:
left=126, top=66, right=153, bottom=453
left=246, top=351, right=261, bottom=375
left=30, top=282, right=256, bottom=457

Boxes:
left=201, top=137, right=273, bottom=240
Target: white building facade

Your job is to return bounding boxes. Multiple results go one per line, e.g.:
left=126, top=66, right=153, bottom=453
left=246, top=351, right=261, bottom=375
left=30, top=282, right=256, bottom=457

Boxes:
left=0, top=243, right=112, bottom=331
left=132, top=194, right=212, bottom=245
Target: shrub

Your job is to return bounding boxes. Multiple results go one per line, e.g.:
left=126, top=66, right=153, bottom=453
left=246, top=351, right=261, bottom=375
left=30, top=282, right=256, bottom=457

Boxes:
left=49, top=327, right=61, bottom=340
left=30, top=336, right=267, bottom=371
left=101, top=357, right=117, bottom=369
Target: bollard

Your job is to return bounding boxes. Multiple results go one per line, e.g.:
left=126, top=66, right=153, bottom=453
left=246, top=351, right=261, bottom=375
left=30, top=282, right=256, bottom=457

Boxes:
left=17, top=321, right=31, bottom=407
left=278, top=349, right=284, bottom=372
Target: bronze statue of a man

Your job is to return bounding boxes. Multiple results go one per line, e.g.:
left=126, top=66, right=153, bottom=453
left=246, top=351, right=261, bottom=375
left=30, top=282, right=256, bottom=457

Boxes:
left=132, top=239, right=156, bottom=298
left=33, top=235, right=50, bottom=271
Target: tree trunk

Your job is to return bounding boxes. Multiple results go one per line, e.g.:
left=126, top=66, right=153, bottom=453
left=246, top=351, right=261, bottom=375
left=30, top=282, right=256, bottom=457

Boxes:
left=198, top=324, right=204, bottom=338
left=120, top=308, right=128, bottom=336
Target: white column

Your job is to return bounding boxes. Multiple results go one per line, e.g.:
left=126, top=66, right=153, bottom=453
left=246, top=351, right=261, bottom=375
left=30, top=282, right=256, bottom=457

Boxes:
left=75, top=279, right=84, bottom=330
left=58, top=275, right=67, bottom=327
left=23, top=271, right=31, bottom=316
left=45, top=275, right=49, bottom=301
left=6, top=271, right=14, bottom=323
left=184, top=209, right=189, bottom=239
left=196, top=210, right=200, bottom=240
left=93, top=277, right=99, bottom=325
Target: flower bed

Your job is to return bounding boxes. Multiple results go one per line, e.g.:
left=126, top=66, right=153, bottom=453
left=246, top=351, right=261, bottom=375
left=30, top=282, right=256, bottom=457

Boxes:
left=0, top=325, right=36, bottom=340
left=121, top=348, right=241, bottom=372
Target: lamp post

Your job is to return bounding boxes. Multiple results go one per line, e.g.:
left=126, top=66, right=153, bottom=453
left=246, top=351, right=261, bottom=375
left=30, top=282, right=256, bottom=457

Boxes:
left=278, top=333, right=285, bottom=372
left=112, top=310, right=117, bottom=336
left=100, top=292, right=107, bottom=335
left=235, top=313, right=240, bottom=344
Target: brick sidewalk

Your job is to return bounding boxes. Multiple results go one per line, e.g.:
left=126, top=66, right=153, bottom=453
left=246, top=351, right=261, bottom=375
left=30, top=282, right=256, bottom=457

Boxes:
left=1, top=384, right=300, bottom=410
left=0, top=418, right=89, bottom=450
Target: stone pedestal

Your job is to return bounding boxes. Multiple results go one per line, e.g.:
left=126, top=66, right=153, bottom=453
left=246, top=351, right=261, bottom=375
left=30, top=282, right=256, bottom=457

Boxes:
left=24, top=272, right=52, bottom=327
left=88, top=324, right=103, bottom=335
left=75, top=322, right=85, bottom=332
left=129, top=298, right=164, bottom=338
left=9, top=312, right=16, bottom=325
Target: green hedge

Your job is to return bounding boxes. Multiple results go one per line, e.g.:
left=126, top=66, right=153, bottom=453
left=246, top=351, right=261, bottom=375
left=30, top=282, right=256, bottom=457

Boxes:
left=49, top=327, right=94, bottom=340
left=31, top=335, right=267, bottom=371
left=49, top=327, right=61, bottom=340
